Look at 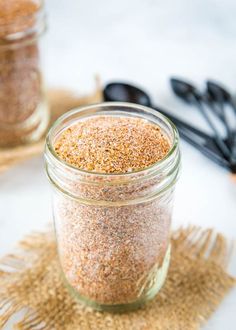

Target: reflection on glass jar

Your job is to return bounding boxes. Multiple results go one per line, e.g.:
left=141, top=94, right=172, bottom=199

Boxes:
left=45, top=103, right=181, bottom=312
left=0, top=0, right=49, bottom=147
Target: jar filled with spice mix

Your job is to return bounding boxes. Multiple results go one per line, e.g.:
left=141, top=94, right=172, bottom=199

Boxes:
left=0, top=0, right=49, bottom=147
left=45, top=102, right=181, bottom=312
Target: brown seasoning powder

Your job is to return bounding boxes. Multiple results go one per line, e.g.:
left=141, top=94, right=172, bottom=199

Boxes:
left=54, top=116, right=170, bottom=173
left=53, top=115, right=173, bottom=306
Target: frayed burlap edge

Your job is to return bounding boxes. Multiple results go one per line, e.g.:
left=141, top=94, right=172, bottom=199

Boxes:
left=0, top=226, right=235, bottom=330
left=0, top=77, right=103, bottom=173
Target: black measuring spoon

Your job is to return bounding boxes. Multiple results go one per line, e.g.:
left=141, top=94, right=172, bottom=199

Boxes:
left=206, top=80, right=233, bottom=143
left=103, top=82, right=231, bottom=171
left=170, top=77, right=231, bottom=160
left=206, top=80, right=236, bottom=167
left=207, top=80, right=232, bottom=107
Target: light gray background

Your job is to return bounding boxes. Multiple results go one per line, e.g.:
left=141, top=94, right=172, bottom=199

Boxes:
left=1, top=1, right=236, bottom=329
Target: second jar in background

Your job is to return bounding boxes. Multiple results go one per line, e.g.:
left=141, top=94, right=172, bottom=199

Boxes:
left=0, top=0, right=49, bottom=147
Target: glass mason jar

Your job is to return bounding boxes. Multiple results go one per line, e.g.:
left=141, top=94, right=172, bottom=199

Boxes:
left=45, top=102, right=180, bottom=312
left=0, top=0, right=49, bottom=147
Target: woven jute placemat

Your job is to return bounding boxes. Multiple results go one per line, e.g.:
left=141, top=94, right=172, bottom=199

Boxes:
left=0, top=226, right=235, bottom=330
left=0, top=78, right=103, bottom=173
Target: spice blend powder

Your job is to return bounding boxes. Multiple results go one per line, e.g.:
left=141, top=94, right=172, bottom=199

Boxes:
left=53, top=115, right=174, bottom=306
left=54, top=116, right=170, bottom=173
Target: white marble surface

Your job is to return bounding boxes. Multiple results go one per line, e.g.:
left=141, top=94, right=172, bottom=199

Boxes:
left=1, top=0, right=236, bottom=328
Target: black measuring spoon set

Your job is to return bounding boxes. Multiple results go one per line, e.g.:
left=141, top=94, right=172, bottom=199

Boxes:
left=103, top=79, right=236, bottom=173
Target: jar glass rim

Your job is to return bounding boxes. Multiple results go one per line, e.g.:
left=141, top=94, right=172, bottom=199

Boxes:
left=0, top=0, right=46, bottom=44
left=46, top=102, right=179, bottom=179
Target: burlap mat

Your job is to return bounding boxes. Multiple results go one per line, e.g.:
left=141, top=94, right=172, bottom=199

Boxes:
left=0, top=226, right=235, bottom=330
left=0, top=78, right=103, bottom=173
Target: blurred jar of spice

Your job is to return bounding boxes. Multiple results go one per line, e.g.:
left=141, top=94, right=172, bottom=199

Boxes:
left=0, top=0, right=49, bottom=147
